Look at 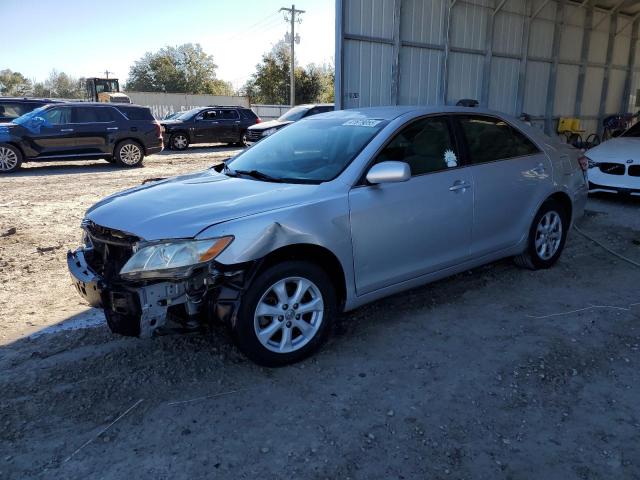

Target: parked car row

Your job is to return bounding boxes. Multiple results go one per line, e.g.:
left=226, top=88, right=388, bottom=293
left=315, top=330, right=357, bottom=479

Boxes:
left=0, top=97, right=335, bottom=172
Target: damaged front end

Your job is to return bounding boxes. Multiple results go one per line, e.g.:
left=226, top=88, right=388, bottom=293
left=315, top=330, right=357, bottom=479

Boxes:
left=67, top=221, right=254, bottom=337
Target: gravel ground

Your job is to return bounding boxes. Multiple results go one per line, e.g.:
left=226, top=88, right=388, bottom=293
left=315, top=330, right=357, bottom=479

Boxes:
left=1, top=150, right=640, bottom=479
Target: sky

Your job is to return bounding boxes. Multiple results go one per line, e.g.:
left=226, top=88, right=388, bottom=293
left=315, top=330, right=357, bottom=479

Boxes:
left=1, top=0, right=335, bottom=89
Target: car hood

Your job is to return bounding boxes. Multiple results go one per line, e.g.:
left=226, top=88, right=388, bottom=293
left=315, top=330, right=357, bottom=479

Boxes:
left=248, top=119, right=293, bottom=131
left=85, top=169, right=319, bottom=240
left=586, top=137, right=640, bottom=163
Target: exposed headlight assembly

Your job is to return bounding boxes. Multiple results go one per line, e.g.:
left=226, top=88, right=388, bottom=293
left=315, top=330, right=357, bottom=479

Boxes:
left=261, top=127, right=278, bottom=137
left=120, top=236, right=233, bottom=280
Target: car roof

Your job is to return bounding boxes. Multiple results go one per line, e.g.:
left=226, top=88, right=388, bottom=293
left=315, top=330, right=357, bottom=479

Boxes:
left=37, top=102, right=149, bottom=109
left=0, top=97, right=63, bottom=103
left=318, top=105, right=512, bottom=121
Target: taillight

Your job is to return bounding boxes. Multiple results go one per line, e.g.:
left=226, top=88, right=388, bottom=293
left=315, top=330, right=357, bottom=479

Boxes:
left=255, top=117, right=262, bottom=124
left=154, top=122, right=162, bottom=137
left=578, top=156, right=588, bottom=172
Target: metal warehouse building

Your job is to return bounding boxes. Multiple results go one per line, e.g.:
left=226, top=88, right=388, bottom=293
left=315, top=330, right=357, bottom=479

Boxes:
left=335, top=0, right=640, bottom=136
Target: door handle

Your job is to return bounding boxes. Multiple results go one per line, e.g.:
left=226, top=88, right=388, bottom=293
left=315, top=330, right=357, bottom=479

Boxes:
left=60, top=128, right=74, bottom=132
left=106, top=127, right=119, bottom=131
left=449, top=180, right=471, bottom=192
left=234, top=121, right=241, bottom=124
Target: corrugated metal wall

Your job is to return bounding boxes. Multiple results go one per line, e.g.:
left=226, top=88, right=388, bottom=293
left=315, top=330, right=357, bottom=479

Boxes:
left=336, top=0, right=640, bottom=135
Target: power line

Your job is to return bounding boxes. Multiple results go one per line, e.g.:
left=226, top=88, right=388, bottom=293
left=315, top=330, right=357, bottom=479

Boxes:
left=225, top=11, right=282, bottom=43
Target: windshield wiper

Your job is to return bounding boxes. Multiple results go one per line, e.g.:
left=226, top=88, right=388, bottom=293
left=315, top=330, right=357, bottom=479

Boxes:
left=232, top=169, right=283, bottom=183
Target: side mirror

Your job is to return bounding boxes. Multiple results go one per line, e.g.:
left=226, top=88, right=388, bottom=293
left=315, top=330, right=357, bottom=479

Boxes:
left=366, top=161, right=411, bottom=184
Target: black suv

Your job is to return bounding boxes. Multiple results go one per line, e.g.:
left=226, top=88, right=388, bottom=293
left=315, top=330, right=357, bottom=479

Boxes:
left=0, top=97, right=64, bottom=123
left=245, top=103, right=334, bottom=145
left=161, top=105, right=260, bottom=150
left=0, top=103, right=163, bottom=173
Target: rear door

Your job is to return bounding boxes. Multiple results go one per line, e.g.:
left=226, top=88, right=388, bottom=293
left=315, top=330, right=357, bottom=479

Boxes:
left=349, top=115, right=473, bottom=295
left=217, top=109, right=240, bottom=141
left=25, top=106, right=75, bottom=157
left=70, top=106, right=114, bottom=155
left=453, top=115, right=551, bottom=256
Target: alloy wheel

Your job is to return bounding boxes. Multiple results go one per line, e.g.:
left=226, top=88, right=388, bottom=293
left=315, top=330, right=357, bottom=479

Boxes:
left=0, top=147, right=18, bottom=171
left=535, top=211, right=562, bottom=260
left=253, top=276, right=324, bottom=354
left=120, top=144, right=142, bottom=165
left=173, top=135, right=188, bottom=149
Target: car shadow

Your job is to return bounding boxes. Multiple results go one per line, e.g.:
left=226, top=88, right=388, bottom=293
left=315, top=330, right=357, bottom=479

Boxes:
left=9, top=160, right=120, bottom=177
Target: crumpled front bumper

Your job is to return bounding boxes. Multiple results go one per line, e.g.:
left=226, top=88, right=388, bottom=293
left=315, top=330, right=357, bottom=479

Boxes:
left=67, top=248, right=191, bottom=337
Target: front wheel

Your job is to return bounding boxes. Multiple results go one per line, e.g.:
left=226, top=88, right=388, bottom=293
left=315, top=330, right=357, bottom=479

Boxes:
left=232, top=261, right=336, bottom=366
left=170, top=133, right=189, bottom=151
left=514, top=199, right=568, bottom=270
left=114, top=141, right=144, bottom=167
left=0, top=144, right=23, bottom=173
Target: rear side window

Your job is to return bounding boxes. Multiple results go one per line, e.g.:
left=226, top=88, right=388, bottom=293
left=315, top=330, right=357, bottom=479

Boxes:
left=458, top=116, right=539, bottom=164
left=219, top=109, right=239, bottom=120
left=241, top=109, right=258, bottom=120
left=376, top=116, right=458, bottom=176
left=115, top=106, right=154, bottom=121
left=0, top=102, right=35, bottom=119
left=73, top=107, right=114, bottom=123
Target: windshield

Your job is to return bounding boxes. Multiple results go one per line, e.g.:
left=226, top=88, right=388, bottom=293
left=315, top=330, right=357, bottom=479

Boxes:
left=277, top=106, right=310, bottom=122
left=12, top=106, right=47, bottom=125
left=622, top=122, right=640, bottom=137
left=227, top=117, right=387, bottom=183
left=172, top=109, right=200, bottom=121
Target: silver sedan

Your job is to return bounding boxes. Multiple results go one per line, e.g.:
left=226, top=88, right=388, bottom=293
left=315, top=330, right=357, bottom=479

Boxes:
left=68, top=106, right=588, bottom=366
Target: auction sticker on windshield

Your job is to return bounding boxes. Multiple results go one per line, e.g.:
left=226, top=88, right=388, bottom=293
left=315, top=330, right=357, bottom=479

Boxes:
left=342, top=119, right=383, bottom=127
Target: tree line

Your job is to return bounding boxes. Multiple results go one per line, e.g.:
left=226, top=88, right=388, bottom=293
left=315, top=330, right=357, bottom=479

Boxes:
left=1, top=42, right=334, bottom=105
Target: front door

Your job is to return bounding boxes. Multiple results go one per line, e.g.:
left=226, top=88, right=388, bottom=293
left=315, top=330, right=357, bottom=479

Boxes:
left=348, top=115, right=474, bottom=295
left=193, top=109, right=220, bottom=143
left=26, top=106, right=76, bottom=157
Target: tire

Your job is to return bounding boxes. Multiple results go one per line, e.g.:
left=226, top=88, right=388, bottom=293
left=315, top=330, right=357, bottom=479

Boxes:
left=114, top=140, right=144, bottom=168
left=0, top=144, right=23, bottom=173
left=232, top=261, right=337, bottom=367
left=170, top=133, right=189, bottom=151
left=514, top=199, right=569, bottom=270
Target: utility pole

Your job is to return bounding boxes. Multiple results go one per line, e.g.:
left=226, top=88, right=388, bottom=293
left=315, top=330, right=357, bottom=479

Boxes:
left=280, top=4, right=304, bottom=106
left=103, top=70, right=112, bottom=79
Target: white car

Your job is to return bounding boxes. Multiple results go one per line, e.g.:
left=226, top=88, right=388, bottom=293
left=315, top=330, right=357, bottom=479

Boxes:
left=585, top=122, right=640, bottom=195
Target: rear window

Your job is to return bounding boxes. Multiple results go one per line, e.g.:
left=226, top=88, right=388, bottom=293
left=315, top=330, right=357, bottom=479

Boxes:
left=622, top=122, right=640, bottom=138
left=115, top=106, right=154, bottom=121
left=0, top=102, right=40, bottom=119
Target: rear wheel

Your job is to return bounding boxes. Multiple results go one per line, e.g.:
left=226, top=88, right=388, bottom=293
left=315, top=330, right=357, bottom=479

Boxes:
left=170, top=133, right=189, bottom=151
left=232, top=261, right=336, bottom=366
left=114, top=140, right=144, bottom=168
left=0, top=144, right=22, bottom=173
left=514, top=199, right=568, bottom=270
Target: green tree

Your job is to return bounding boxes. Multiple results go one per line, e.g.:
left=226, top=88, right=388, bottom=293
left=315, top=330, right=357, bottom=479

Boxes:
left=126, top=43, right=230, bottom=95
left=30, top=70, right=84, bottom=99
left=0, top=69, right=32, bottom=96
left=242, top=43, right=335, bottom=105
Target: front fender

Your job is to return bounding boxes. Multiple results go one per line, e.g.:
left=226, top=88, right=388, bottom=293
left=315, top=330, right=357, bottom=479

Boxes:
left=196, top=194, right=356, bottom=300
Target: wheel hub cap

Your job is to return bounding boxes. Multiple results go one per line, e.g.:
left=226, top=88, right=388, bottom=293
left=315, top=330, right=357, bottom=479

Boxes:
left=120, top=144, right=141, bottom=165
left=0, top=147, right=18, bottom=171
left=253, top=276, right=324, bottom=354
left=535, top=211, right=562, bottom=260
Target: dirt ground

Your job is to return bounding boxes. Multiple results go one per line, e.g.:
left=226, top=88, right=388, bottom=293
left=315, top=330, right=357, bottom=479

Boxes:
left=1, top=148, right=640, bottom=479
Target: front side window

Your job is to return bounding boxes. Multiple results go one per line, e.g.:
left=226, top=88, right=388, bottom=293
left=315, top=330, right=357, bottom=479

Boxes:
left=278, top=106, right=309, bottom=122
left=458, top=115, right=539, bottom=164
left=227, top=117, right=387, bottom=183
left=40, top=107, right=71, bottom=125
left=376, top=116, right=458, bottom=176
left=201, top=110, right=217, bottom=121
